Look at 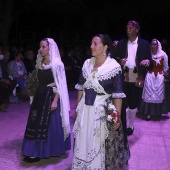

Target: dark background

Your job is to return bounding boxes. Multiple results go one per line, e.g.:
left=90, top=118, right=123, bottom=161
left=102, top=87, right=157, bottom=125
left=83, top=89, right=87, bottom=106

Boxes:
left=1, top=0, right=170, bottom=47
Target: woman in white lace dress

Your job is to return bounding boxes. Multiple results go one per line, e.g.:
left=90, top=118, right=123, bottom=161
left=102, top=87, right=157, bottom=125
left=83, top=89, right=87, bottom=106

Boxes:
left=72, top=34, right=130, bottom=170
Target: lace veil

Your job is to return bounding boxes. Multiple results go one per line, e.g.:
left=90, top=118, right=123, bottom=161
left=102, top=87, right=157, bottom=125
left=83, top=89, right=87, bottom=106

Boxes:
left=35, top=38, right=71, bottom=140
left=151, top=39, right=169, bottom=71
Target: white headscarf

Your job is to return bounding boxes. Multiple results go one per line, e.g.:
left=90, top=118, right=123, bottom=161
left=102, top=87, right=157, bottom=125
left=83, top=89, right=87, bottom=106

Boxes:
left=36, top=38, right=70, bottom=140
left=152, top=39, right=169, bottom=71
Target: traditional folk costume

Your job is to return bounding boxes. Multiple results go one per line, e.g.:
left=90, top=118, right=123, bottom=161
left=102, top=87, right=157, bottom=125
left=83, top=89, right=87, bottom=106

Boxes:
left=72, top=57, right=130, bottom=170
left=141, top=40, right=169, bottom=116
left=22, top=38, right=71, bottom=158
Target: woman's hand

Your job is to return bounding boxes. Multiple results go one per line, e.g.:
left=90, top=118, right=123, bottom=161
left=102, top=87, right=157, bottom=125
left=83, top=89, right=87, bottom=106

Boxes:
left=140, top=59, right=150, bottom=67
left=113, top=120, right=121, bottom=130
left=51, top=101, right=57, bottom=111
left=51, top=92, right=59, bottom=111
left=113, top=114, right=121, bottom=130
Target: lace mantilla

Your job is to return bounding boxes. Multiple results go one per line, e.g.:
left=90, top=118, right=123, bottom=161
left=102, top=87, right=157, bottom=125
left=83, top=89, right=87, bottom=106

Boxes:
left=83, top=65, right=121, bottom=81
left=82, top=66, right=122, bottom=94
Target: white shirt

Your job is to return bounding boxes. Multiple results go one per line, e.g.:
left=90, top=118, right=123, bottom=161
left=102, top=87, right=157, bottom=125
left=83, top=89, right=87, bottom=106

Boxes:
left=124, top=37, right=138, bottom=82
left=125, top=37, right=138, bottom=68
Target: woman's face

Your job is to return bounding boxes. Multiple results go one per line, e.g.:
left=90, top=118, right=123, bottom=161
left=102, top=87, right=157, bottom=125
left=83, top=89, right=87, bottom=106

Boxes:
left=39, top=40, right=50, bottom=57
left=150, top=40, right=158, bottom=52
left=15, top=53, right=22, bottom=61
left=90, top=36, right=107, bottom=58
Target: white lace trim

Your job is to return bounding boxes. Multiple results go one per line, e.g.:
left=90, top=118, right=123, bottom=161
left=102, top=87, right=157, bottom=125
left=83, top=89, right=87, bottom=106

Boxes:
left=47, top=82, right=59, bottom=93
left=38, top=63, right=52, bottom=70
left=83, top=66, right=122, bottom=94
left=84, top=81, right=105, bottom=94
left=75, top=84, right=83, bottom=90
left=112, top=93, right=126, bottom=98
left=83, top=66, right=121, bottom=81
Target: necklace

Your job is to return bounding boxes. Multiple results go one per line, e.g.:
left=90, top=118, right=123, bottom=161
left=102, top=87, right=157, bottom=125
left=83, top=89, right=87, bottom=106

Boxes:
left=91, top=68, right=98, bottom=79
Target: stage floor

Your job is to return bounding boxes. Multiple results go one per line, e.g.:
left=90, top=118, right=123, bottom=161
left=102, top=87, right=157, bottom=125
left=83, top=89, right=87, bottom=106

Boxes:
left=0, top=90, right=170, bottom=170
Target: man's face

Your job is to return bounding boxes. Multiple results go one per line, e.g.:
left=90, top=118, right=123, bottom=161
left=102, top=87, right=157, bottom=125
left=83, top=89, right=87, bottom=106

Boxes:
left=126, top=23, right=139, bottom=37
left=26, top=50, right=34, bottom=60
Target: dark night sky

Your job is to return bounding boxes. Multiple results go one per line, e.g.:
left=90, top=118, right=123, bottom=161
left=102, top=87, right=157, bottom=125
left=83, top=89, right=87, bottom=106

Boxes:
left=9, top=0, right=170, bottom=46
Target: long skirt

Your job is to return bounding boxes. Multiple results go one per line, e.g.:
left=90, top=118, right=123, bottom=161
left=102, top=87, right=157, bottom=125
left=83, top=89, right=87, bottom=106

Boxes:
left=72, top=95, right=107, bottom=169
left=139, top=100, right=163, bottom=116
left=22, top=100, right=71, bottom=158
left=105, top=122, right=130, bottom=170
left=139, top=72, right=164, bottom=116
left=72, top=95, right=130, bottom=169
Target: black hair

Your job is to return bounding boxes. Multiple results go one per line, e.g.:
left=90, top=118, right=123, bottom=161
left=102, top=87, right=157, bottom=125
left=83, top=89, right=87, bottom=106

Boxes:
left=151, top=38, right=158, bottom=45
left=7, top=50, right=22, bottom=63
left=14, top=50, right=22, bottom=57
left=127, top=20, right=140, bottom=29
left=41, top=38, right=49, bottom=46
left=94, top=34, right=113, bottom=56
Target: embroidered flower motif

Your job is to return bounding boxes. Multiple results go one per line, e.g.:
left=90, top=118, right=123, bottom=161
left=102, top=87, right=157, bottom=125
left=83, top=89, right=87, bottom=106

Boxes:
left=25, top=69, right=39, bottom=96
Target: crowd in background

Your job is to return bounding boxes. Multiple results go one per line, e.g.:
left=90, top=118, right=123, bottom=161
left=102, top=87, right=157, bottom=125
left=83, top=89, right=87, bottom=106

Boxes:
left=0, top=40, right=92, bottom=111
left=0, top=37, right=170, bottom=116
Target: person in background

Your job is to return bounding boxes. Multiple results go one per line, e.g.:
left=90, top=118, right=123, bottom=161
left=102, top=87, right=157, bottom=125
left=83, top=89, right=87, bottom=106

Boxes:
left=111, top=40, right=119, bottom=59
left=2, top=45, right=10, bottom=63
left=139, top=39, right=169, bottom=120
left=7, top=50, right=28, bottom=100
left=22, top=38, right=71, bottom=163
left=0, top=51, right=17, bottom=111
left=23, top=49, right=36, bottom=74
left=114, top=20, right=152, bottom=136
left=62, top=45, right=79, bottom=89
left=161, top=38, right=170, bottom=67
left=72, top=34, right=130, bottom=170
left=163, top=66, right=170, bottom=114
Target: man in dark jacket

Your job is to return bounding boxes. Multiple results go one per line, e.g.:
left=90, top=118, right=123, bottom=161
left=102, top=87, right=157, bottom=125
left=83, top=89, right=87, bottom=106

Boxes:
left=114, top=20, right=152, bottom=136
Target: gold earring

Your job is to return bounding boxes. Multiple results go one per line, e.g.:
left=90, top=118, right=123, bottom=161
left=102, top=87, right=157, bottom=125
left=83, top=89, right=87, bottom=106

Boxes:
left=103, top=52, right=106, bottom=57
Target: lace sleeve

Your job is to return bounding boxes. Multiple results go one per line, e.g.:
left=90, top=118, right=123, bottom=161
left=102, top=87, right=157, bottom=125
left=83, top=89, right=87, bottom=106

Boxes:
left=47, top=82, right=59, bottom=93
left=112, top=71, right=126, bottom=98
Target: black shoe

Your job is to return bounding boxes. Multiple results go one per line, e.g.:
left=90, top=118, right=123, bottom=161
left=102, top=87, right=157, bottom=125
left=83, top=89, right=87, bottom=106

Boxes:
left=146, top=115, right=151, bottom=121
left=126, top=127, right=134, bottom=136
left=23, top=156, right=40, bottom=163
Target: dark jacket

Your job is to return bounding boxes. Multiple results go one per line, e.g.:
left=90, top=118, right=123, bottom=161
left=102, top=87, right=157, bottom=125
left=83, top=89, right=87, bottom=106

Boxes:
left=0, top=59, right=9, bottom=80
left=114, top=37, right=153, bottom=78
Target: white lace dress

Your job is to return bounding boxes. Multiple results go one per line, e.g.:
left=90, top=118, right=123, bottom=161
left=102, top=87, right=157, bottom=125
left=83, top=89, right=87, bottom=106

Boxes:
left=71, top=57, right=129, bottom=170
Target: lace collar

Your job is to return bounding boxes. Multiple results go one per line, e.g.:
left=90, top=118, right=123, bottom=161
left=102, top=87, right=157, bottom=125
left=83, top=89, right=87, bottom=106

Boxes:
left=38, top=60, right=52, bottom=70
left=152, top=54, right=162, bottom=65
